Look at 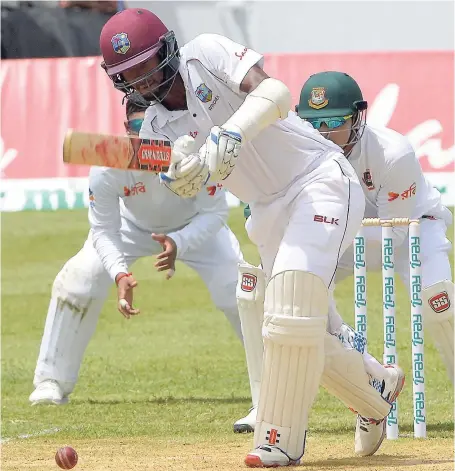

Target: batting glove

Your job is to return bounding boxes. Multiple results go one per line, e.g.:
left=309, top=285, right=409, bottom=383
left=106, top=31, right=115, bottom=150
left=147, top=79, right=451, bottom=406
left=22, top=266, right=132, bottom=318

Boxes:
left=159, top=135, right=210, bottom=198
left=199, top=125, right=242, bottom=182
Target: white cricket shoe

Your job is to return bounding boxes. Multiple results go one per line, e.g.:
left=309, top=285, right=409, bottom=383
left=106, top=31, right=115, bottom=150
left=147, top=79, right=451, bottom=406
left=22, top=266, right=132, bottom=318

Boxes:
left=234, top=406, right=257, bottom=433
left=355, top=365, right=405, bottom=456
left=245, top=445, right=300, bottom=468
left=29, top=380, right=68, bottom=406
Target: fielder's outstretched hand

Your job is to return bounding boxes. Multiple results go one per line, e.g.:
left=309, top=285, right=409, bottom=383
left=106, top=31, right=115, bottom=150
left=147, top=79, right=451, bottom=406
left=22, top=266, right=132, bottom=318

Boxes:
left=152, top=233, right=177, bottom=280
left=116, top=273, right=140, bottom=318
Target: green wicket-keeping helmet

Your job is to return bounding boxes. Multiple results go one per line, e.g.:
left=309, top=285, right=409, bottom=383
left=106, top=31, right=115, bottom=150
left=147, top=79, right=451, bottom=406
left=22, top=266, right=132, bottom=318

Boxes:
left=295, top=71, right=368, bottom=150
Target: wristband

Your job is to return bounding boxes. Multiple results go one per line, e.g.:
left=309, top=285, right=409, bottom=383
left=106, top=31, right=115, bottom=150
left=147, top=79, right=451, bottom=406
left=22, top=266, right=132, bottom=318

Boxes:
left=116, top=272, right=132, bottom=285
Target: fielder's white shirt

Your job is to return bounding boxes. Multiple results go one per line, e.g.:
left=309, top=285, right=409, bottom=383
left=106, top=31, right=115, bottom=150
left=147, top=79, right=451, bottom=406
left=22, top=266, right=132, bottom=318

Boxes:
left=144, top=33, right=343, bottom=204
left=349, top=124, right=452, bottom=245
left=88, top=108, right=228, bottom=280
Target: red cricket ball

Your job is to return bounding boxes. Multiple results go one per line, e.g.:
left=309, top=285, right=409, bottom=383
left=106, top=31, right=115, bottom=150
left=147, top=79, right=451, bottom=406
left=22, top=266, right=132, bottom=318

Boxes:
left=55, top=446, right=78, bottom=469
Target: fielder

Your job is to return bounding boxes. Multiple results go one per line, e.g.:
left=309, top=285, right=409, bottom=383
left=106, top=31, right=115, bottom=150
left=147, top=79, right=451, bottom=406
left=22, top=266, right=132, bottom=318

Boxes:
left=99, top=9, right=405, bottom=467
left=29, top=96, right=244, bottom=406
left=295, top=71, right=454, bottom=452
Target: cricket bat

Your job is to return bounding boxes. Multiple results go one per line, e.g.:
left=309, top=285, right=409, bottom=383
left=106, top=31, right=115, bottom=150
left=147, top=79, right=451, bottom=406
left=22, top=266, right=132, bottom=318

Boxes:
left=63, top=130, right=172, bottom=173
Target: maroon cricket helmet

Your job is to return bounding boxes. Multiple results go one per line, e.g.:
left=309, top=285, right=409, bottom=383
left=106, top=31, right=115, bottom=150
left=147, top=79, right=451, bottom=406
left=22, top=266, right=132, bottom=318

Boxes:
left=99, top=8, right=180, bottom=103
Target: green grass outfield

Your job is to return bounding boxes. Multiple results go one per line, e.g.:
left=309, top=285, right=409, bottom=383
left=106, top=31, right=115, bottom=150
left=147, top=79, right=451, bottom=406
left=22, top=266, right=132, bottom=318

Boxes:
left=1, top=207, right=453, bottom=470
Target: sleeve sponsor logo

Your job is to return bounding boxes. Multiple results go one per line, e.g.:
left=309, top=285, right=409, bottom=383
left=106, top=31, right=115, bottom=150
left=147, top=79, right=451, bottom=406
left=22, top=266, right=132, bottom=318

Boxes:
left=206, top=183, right=223, bottom=196
left=388, top=182, right=417, bottom=201
left=124, top=182, right=146, bottom=197
left=89, top=188, right=95, bottom=208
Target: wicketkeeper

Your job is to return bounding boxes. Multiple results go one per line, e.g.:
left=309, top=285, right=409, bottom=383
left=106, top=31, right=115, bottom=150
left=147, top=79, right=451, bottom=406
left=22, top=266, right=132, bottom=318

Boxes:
left=237, top=71, right=453, bottom=457
left=296, top=71, right=454, bottom=452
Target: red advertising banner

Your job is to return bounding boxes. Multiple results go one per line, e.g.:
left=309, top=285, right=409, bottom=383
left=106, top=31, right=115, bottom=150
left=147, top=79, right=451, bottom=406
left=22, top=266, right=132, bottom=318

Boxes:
left=1, top=56, right=125, bottom=179
left=265, top=50, right=454, bottom=174
left=1, top=51, right=454, bottom=210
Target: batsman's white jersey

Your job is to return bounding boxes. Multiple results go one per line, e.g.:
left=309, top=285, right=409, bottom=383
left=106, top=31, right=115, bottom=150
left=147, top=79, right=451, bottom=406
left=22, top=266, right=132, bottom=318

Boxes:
left=33, top=127, right=245, bottom=395
left=145, top=33, right=365, bottom=284
left=330, top=124, right=454, bottom=384
left=139, top=33, right=404, bottom=463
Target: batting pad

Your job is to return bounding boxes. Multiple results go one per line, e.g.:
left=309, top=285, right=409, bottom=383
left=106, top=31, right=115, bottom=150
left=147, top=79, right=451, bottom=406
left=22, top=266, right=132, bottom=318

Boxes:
left=423, top=280, right=454, bottom=384
left=254, top=271, right=328, bottom=460
left=236, top=261, right=267, bottom=407
left=320, top=333, right=392, bottom=420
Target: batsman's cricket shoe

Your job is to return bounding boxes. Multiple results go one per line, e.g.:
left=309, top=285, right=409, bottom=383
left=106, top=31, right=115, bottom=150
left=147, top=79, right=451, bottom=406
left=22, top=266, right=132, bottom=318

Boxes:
left=355, top=364, right=405, bottom=456
left=234, top=406, right=257, bottom=433
left=29, top=380, right=68, bottom=406
left=245, top=445, right=300, bottom=468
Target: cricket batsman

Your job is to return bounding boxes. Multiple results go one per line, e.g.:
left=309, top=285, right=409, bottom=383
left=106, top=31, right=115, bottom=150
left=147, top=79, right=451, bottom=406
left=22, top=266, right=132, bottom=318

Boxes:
left=30, top=96, right=245, bottom=407
left=98, top=9, right=405, bottom=467
left=295, top=71, right=454, bottom=454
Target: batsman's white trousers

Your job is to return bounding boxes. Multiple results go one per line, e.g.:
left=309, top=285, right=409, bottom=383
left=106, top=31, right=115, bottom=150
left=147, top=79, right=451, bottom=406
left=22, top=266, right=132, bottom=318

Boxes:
left=33, top=222, right=243, bottom=393
left=246, top=154, right=365, bottom=286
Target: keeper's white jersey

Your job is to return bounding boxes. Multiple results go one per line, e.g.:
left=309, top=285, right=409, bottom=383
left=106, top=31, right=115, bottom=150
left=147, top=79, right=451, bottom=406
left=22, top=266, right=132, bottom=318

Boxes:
left=143, top=33, right=343, bottom=205
left=349, top=124, right=452, bottom=245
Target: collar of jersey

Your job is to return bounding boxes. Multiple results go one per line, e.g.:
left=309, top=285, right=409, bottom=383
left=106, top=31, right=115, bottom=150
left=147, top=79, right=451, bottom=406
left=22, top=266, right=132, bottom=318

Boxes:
left=148, top=103, right=189, bottom=128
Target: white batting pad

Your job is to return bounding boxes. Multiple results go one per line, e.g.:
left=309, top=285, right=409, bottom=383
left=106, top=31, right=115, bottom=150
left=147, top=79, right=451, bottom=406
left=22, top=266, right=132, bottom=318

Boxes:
left=265, top=270, right=329, bottom=318
left=254, top=271, right=328, bottom=460
left=236, top=262, right=267, bottom=407
left=423, top=280, right=454, bottom=384
left=320, top=333, right=392, bottom=420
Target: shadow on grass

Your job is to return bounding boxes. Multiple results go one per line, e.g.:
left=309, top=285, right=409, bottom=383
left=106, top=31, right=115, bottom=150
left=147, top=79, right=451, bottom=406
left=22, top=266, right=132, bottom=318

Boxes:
left=396, top=421, right=454, bottom=433
left=309, top=454, right=454, bottom=468
left=71, top=396, right=252, bottom=406
left=312, top=421, right=454, bottom=435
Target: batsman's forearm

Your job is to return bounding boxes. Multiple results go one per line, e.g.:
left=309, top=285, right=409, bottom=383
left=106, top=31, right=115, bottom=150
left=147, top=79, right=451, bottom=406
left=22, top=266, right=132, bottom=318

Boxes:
left=223, top=78, right=292, bottom=142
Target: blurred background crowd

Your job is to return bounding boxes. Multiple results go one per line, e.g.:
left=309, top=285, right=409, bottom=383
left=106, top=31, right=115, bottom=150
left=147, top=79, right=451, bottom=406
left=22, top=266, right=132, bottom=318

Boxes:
left=1, top=1, right=125, bottom=59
